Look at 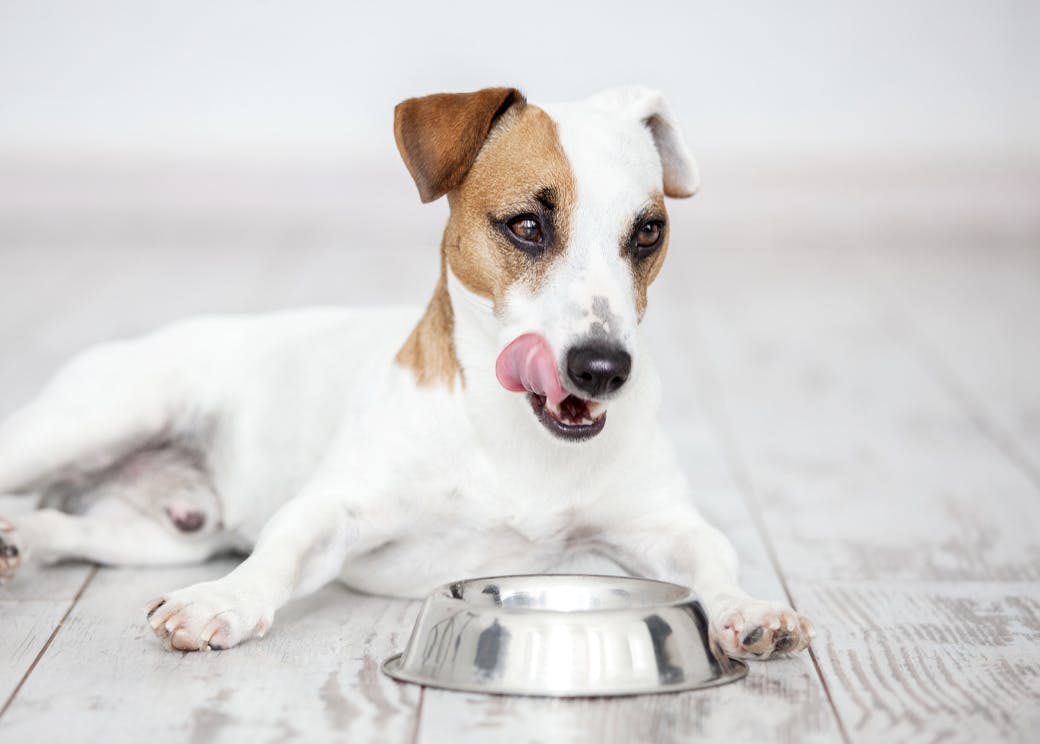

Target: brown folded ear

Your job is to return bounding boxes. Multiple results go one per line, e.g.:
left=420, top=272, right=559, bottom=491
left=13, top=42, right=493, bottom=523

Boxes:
left=394, top=87, right=526, bottom=203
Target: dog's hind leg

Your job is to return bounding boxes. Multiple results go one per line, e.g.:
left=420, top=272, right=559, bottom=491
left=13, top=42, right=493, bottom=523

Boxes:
left=1, top=448, right=229, bottom=582
left=0, top=337, right=185, bottom=496
left=58, top=445, right=225, bottom=536
left=1, top=500, right=228, bottom=580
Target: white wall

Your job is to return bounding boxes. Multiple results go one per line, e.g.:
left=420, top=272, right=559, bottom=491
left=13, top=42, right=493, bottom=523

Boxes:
left=0, top=0, right=1037, bottom=164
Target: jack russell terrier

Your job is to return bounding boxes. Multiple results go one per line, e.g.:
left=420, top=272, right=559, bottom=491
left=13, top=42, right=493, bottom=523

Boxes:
left=0, top=86, right=814, bottom=659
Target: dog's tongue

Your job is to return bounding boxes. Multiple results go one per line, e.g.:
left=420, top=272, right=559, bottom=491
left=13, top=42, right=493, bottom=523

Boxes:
left=495, top=333, right=566, bottom=406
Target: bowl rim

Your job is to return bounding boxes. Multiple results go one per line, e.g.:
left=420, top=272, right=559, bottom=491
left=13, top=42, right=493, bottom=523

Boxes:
left=434, top=573, right=699, bottom=615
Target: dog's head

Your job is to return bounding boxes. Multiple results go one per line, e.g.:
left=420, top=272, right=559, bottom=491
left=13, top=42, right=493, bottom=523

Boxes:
left=395, top=86, right=697, bottom=443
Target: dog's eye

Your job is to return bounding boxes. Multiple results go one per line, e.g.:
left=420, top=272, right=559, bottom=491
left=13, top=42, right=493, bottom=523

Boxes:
left=633, top=220, right=664, bottom=258
left=637, top=222, right=661, bottom=247
left=507, top=215, right=543, bottom=244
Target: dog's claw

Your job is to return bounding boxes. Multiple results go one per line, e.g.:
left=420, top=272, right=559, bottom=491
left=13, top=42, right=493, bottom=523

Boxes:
left=144, top=597, right=166, bottom=620
left=774, top=631, right=795, bottom=653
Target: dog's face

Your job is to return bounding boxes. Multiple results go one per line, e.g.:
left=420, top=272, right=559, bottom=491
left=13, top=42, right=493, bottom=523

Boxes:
left=395, top=87, right=697, bottom=442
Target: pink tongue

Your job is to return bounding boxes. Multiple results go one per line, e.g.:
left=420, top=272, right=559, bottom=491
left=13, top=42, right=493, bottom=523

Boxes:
left=495, top=333, right=567, bottom=406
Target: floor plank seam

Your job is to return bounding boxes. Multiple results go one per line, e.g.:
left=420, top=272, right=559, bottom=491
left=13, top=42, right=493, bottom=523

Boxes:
left=0, top=566, right=99, bottom=722
left=408, top=686, right=426, bottom=744
left=805, top=644, right=854, bottom=744
left=689, top=309, right=855, bottom=744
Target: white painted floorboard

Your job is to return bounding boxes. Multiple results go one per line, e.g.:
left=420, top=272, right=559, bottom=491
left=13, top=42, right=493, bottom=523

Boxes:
left=681, top=236, right=1040, bottom=742
left=1, top=563, right=422, bottom=744
left=1, top=169, right=1037, bottom=742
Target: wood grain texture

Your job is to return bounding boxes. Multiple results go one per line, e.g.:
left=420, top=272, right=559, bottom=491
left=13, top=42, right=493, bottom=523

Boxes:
left=417, top=660, right=837, bottom=744
left=0, top=559, right=94, bottom=708
left=0, top=599, right=79, bottom=702
left=792, top=581, right=1040, bottom=744
left=678, top=233, right=1040, bottom=743
left=0, top=561, right=423, bottom=744
left=686, top=240, right=1040, bottom=584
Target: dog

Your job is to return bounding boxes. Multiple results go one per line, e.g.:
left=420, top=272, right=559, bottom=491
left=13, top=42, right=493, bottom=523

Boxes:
left=0, top=86, right=814, bottom=659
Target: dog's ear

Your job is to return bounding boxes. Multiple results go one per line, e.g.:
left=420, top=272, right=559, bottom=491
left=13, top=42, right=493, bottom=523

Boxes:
left=587, top=87, right=699, bottom=198
left=394, top=87, right=526, bottom=203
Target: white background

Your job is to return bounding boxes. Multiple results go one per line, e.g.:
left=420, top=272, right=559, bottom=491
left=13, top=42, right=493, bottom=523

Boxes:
left=1, top=0, right=1037, bottom=165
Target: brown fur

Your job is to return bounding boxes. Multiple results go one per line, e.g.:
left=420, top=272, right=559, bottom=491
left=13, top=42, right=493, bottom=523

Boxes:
left=444, top=104, right=576, bottom=303
left=395, top=262, right=461, bottom=388
left=394, top=87, right=526, bottom=203
left=395, top=93, right=577, bottom=389
left=630, top=193, right=669, bottom=318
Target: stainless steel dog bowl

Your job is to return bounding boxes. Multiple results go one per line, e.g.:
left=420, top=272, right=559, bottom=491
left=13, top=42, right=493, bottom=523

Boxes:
left=382, top=574, right=747, bottom=697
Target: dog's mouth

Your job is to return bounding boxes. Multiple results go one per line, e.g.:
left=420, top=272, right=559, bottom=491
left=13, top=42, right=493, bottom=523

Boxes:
left=528, top=393, right=606, bottom=441
left=497, top=333, right=608, bottom=442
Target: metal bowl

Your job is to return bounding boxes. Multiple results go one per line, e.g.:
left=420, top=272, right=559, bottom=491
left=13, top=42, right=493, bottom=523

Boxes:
left=381, top=574, right=747, bottom=697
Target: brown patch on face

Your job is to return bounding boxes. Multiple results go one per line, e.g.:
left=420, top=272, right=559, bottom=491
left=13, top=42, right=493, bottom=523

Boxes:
left=395, top=262, right=461, bottom=389
left=395, top=101, right=575, bottom=389
left=628, top=193, right=669, bottom=318
left=443, top=104, right=576, bottom=307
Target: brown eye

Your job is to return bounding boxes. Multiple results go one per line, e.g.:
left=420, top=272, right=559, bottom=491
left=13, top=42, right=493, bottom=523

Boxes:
left=636, top=221, right=662, bottom=248
left=508, top=215, right=543, bottom=243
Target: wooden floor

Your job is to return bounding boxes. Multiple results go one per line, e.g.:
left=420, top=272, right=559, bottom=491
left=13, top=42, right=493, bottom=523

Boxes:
left=0, top=163, right=1038, bottom=743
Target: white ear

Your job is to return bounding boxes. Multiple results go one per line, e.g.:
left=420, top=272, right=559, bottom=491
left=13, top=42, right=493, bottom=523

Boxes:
left=586, top=86, right=699, bottom=198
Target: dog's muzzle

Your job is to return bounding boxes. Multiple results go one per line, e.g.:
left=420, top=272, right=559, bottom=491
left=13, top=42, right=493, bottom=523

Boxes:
left=565, top=343, right=630, bottom=398
left=496, top=334, right=623, bottom=442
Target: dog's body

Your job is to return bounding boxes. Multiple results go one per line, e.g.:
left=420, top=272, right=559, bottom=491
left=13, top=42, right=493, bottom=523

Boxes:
left=0, top=87, right=813, bottom=658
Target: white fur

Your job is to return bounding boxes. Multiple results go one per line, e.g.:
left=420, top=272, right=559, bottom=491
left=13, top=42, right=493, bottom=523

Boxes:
left=0, top=87, right=812, bottom=658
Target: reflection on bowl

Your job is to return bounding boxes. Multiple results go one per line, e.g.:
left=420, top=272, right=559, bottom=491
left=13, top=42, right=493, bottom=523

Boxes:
left=382, top=574, right=747, bottom=697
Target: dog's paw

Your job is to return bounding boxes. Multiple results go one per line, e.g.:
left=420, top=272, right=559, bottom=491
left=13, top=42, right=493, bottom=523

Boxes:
left=711, top=598, right=815, bottom=659
left=0, top=518, right=22, bottom=584
left=144, top=580, right=273, bottom=652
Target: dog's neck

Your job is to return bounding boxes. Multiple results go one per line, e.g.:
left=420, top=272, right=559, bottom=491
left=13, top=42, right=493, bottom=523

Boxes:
left=394, top=234, right=463, bottom=389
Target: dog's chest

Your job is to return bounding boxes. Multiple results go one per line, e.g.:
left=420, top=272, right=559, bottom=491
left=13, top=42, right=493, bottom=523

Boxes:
left=340, top=505, right=593, bottom=597
left=396, top=448, right=602, bottom=542
left=337, top=448, right=612, bottom=596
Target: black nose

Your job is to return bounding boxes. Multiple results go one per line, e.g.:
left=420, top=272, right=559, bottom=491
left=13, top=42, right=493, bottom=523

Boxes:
left=566, top=343, right=632, bottom=398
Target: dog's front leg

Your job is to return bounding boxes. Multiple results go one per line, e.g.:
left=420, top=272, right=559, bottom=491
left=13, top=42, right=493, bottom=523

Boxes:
left=144, top=494, right=361, bottom=652
left=611, top=507, right=815, bottom=660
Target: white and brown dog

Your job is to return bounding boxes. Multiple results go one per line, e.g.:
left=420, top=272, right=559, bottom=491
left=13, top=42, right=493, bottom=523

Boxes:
left=0, top=86, right=813, bottom=658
